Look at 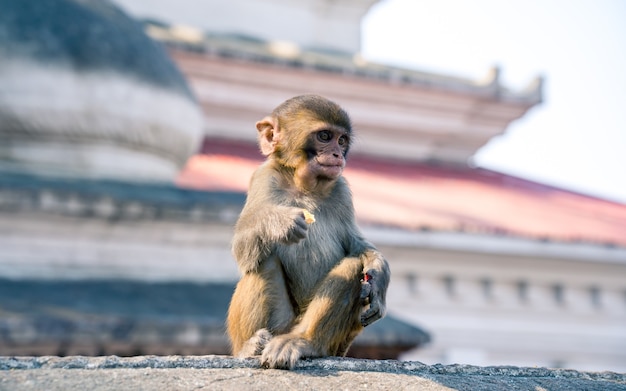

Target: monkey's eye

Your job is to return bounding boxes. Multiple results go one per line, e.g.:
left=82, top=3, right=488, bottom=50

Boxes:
left=317, top=130, right=332, bottom=143
left=338, top=135, right=348, bottom=146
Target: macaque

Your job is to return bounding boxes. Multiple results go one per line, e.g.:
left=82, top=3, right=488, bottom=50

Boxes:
left=227, top=94, right=390, bottom=369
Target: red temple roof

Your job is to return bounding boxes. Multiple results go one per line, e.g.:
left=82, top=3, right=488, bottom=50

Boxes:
left=177, top=138, right=626, bottom=248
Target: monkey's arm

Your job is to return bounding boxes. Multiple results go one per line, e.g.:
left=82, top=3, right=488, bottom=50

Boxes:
left=347, top=233, right=389, bottom=327
left=358, top=246, right=390, bottom=327
left=335, top=179, right=390, bottom=327
left=232, top=167, right=309, bottom=274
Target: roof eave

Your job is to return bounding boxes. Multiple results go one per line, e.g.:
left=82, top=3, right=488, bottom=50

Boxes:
left=363, top=226, right=626, bottom=265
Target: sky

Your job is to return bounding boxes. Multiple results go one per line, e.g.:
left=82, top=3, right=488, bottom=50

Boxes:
left=361, top=0, right=626, bottom=204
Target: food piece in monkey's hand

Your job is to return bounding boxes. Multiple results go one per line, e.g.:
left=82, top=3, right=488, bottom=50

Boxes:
left=302, top=209, right=316, bottom=224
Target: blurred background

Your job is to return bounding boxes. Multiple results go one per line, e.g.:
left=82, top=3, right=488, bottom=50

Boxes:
left=0, top=0, right=624, bottom=372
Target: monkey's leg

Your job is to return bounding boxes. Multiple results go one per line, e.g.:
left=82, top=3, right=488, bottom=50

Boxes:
left=261, top=257, right=364, bottom=369
left=227, top=255, right=295, bottom=356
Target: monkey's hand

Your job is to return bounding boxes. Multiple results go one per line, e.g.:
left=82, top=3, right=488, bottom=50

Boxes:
left=232, top=206, right=310, bottom=273
left=359, top=251, right=390, bottom=327
left=280, top=207, right=309, bottom=244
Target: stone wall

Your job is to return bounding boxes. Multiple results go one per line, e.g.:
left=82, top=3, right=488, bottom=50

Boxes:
left=1, top=356, right=625, bottom=390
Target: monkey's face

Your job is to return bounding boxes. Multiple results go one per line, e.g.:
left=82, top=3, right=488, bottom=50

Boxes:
left=257, top=95, right=353, bottom=191
left=303, top=126, right=349, bottom=181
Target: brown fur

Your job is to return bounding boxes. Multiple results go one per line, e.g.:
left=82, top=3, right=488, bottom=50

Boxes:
left=227, top=95, right=390, bottom=369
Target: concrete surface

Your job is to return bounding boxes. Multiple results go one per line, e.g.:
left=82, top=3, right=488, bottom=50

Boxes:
left=1, top=355, right=625, bottom=391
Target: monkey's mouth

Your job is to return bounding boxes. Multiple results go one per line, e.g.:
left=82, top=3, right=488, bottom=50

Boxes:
left=315, top=156, right=344, bottom=167
left=318, top=162, right=344, bottom=168
left=316, top=162, right=344, bottom=178
left=317, top=160, right=344, bottom=169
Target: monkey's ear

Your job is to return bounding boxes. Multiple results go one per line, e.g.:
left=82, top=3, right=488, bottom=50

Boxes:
left=256, top=116, right=280, bottom=156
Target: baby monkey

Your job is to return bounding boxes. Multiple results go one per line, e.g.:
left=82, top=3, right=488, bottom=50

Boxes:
left=227, top=95, right=390, bottom=369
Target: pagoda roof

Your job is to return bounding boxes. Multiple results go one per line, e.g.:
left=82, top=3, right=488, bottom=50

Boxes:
left=178, top=138, right=626, bottom=249
left=146, top=20, right=542, bottom=106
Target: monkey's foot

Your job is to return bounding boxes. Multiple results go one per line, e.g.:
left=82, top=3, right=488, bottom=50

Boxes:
left=238, top=328, right=273, bottom=357
left=260, top=334, right=317, bottom=369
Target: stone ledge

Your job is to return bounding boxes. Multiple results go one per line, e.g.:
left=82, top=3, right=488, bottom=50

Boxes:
left=1, top=356, right=625, bottom=391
